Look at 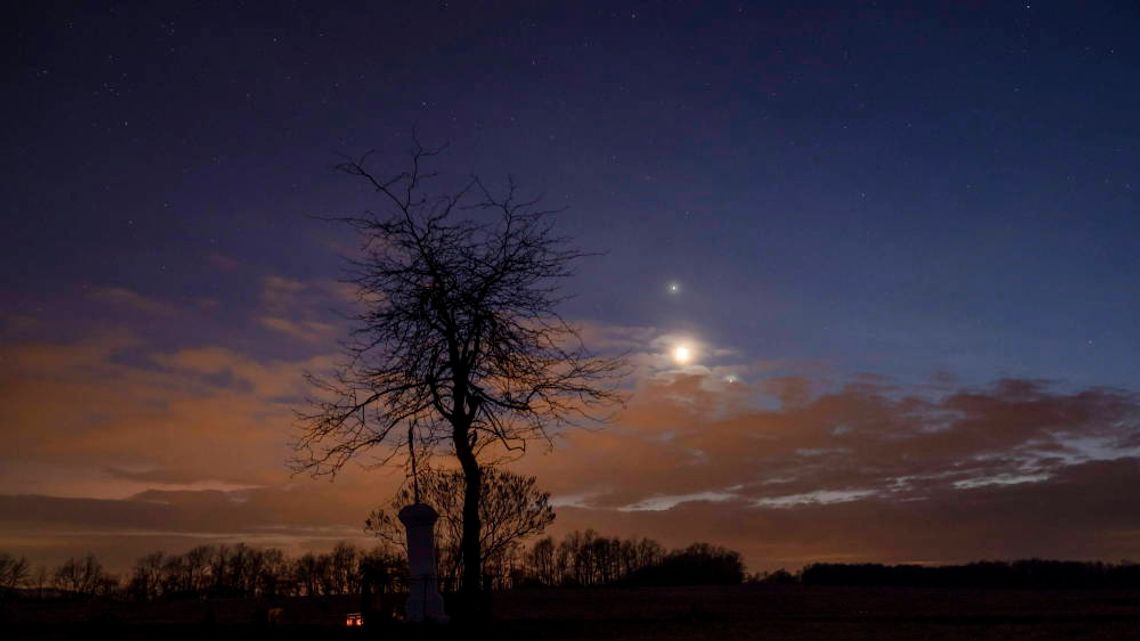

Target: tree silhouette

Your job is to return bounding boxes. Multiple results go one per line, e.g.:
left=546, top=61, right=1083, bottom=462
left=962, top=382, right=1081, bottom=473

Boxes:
left=293, top=138, right=625, bottom=607
left=52, top=553, right=116, bottom=597
left=127, top=552, right=164, bottom=599
left=365, top=467, right=555, bottom=589
left=0, top=553, right=30, bottom=594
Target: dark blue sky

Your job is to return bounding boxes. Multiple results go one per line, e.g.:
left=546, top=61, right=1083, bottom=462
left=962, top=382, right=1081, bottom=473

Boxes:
left=4, top=1, right=1138, bottom=385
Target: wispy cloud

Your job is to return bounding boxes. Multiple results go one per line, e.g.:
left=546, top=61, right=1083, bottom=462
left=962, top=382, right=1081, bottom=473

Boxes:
left=88, top=286, right=176, bottom=316
left=255, top=275, right=350, bottom=343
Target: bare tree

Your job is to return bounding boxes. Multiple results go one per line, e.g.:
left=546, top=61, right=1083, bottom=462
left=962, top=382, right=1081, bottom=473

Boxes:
left=52, top=553, right=117, bottom=598
left=524, top=536, right=557, bottom=586
left=127, top=552, right=165, bottom=600
left=293, top=139, right=625, bottom=605
left=328, top=541, right=361, bottom=594
left=365, top=467, right=555, bottom=588
left=0, top=553, right=30, bottom=594
left=31, top=565, right=50, bottom=599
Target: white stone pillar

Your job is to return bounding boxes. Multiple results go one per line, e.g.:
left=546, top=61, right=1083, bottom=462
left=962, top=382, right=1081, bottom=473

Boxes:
left=398, top=503, right=448, bottom=623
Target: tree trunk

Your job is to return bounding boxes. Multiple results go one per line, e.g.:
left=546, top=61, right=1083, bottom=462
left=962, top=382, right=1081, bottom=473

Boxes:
left=454, top=425, right=483, bottom=615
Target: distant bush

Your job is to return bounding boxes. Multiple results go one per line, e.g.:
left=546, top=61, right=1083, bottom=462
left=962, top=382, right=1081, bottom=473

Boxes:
left=627, top=543, right=745, bottom=586
left=747, top=568, right=799, bottom=584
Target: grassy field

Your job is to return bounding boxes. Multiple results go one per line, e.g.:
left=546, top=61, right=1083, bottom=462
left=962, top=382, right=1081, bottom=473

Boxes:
left=5, top=584, right=1140, bottom=640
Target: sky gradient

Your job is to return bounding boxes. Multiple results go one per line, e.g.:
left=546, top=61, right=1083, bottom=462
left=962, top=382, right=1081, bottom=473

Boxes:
left=2, top=2, right=1139, bottom=573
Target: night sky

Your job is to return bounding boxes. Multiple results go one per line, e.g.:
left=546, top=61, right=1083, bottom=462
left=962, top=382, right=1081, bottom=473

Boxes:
left=3, top=2, right=1139, bottom=572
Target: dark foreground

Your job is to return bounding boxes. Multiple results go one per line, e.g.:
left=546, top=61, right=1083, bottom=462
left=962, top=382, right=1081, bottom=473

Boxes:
left=5, top=585, right=1140, bottom=640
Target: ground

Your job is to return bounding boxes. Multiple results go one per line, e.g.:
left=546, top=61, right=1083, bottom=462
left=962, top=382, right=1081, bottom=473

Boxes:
left=5, top=584, right=1140, bottom=640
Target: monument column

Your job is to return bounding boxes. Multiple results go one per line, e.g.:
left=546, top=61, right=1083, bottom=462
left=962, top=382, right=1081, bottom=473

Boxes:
left=398, top=503, right=448, bottom=623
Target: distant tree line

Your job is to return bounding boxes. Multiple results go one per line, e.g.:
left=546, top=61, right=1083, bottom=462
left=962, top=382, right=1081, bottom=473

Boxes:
left=123, top=542, right=409, bottom=600
left=0, top=544, right=404, bottom=601
left=751, top=560, right=1140, bottom=589
left=514, top=530, right=745, bottom=587
left=0, top=532, right=746, bottom=601
left=18, top=549, right=1137, bottom=597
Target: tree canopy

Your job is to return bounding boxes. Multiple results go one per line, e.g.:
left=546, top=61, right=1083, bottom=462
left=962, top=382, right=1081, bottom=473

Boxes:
left=366, top=467, right=555, bottom=590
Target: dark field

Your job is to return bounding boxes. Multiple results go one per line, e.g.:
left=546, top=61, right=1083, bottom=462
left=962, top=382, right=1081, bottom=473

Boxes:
left=5, top=585, right=1140, bottom=640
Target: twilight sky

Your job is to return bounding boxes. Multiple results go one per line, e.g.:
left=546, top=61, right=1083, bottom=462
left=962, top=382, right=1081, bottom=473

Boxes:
left=2, top=2, right=1139, bottom=573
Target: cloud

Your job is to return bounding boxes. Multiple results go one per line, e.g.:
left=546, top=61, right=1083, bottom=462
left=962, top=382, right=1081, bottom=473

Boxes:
left=2, top=313, right=40, bottom=335
left=258, top=316, right=337, bottom=343
left=87, top=287, right=176, bottom=316
left=2, top=317, right=1140, bottom=573
left=0, top=486, right=384, bottom=571
left=259, top=276, right=308, bottom=311
left=574, top=322, right=658, bottom=353
left=206, top=253, right=241, bottom=271
left=0, top=323, right=407, bottom=570
left=540, top=457, right=1140, bottom=570
left=255, top=276, right=349, bottom=343
left=617, top=491, right=739, bottom=512
left=0, top=334, right=334, bottom=493
left=511, top=372, right=1140, bottom=568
